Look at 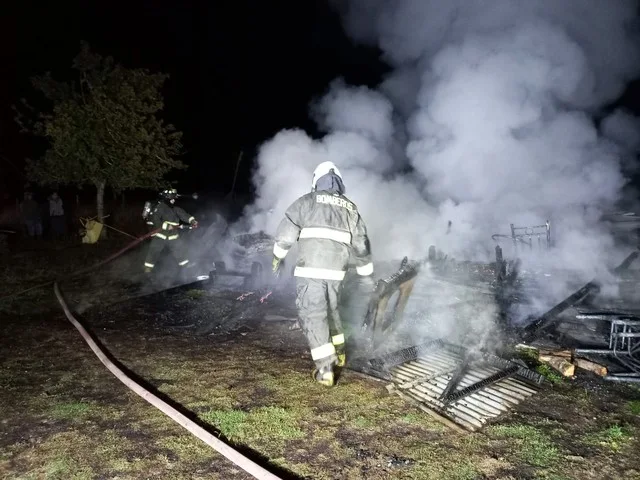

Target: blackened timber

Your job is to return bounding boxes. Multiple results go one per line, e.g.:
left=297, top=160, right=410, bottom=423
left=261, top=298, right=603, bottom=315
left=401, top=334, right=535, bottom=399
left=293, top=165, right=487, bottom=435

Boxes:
left=347, top=359, right=394, bottom=381
left=520, top=281, right=600, bottom=341
left=443, top=365, right=520, bottom=404
left=362, top=257, right=421, bottom=345
left=368, top=339, right=445, bottom=370
left=484, top=354, right=546, bottom=386
left=613, top=250, right=639, bottom=275
left=521, top=249, right=639, bottom=342
left=439, top=357, right=471, bottom=401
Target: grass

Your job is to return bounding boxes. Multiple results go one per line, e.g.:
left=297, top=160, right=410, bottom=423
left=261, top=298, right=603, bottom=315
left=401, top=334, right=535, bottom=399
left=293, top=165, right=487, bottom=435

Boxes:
left=3, top=258, right=640, bottom=480
left=535, top=364, right=564, bottom=384
left=627, top=400, right=640, bottom=415
left=50, top=402, right=94, bottom=419
left=487, top=424, right=560, bottom=467
left=515, top=348, right=565, bottom=384
left=2, top=321, right=639, bottom=480
left=42, top=455, right=94, bottom=480
left=586, top=424, right=634, bottom=452
left=0, top=235, right=142, bottom=315
left=202, top=406, right=305, bottom=442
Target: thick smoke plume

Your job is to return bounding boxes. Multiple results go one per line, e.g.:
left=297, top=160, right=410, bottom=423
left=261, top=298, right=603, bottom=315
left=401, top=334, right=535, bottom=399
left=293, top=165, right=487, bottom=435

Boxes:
left=241, top=0, right=640, bottom=345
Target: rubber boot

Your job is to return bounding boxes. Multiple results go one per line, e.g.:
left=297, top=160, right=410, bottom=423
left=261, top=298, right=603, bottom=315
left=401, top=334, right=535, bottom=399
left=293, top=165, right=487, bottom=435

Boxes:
left=332, top=334, right=346, bottom=367
left=335, top=348, right=346, bottom=368
left=312, top=366, right=335, bottom=387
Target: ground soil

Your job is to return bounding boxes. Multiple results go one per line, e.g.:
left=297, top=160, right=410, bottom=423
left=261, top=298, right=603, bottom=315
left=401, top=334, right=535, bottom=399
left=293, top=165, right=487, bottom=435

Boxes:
left=1, top=237, right=640, bottom=480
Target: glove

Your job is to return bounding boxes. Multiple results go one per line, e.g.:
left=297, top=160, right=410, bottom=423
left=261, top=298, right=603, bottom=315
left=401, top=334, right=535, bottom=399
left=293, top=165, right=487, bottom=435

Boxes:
left=272, top=256, right=283, bottom=278
left=190, top=220, right=199, bottom=229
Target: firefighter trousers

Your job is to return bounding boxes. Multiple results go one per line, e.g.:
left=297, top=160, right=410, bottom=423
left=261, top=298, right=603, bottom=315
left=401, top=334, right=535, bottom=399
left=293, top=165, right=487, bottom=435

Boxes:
left=144, top=236, right=189, bottom=270
left=295, top=277, right=345, bottom=370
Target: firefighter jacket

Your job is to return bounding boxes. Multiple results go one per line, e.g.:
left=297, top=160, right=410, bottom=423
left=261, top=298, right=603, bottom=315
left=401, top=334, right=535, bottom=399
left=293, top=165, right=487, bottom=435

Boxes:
left=273, top=190, right=373, bottom=280
left=147, top=201, right=195, bottom=240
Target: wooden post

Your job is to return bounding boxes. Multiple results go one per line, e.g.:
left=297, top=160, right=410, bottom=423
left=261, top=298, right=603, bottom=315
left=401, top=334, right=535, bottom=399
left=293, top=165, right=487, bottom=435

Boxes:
left=495, top=245, right=507, bottom=281
left=229, top=150, right=243, bottom=201
left=96, top=180, right=107, bottom=239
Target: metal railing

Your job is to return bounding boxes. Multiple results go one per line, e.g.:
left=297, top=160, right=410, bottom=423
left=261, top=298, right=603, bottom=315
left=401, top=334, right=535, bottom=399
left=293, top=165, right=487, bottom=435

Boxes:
left=492, top=221, right=551, bottom=252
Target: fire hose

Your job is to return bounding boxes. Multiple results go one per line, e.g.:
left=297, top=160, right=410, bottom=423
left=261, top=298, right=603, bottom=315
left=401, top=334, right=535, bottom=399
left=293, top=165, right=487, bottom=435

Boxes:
left=4, top=224, right=286, bottom=478
left=54, top=282, right=281, bottom=480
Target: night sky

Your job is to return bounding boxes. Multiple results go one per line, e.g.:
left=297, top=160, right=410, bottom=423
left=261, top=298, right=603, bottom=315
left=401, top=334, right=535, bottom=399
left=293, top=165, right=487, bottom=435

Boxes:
left=0, top=1, right=638, bottom=198
left=0, top=0, right=389, bottom=197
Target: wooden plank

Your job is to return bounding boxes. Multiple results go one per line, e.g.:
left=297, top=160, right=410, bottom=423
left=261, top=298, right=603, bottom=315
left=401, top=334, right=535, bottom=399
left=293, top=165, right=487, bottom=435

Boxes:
left=574, top=358, right=607, bottom=376
left=540, top=356, right=575, bottom=377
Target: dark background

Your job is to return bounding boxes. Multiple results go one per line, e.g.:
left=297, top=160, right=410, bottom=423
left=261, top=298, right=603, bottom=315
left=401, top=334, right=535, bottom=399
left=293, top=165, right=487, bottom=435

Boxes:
left=0, top=0, right=388, bottom=199
left=0, top=0, right=638, bottom=199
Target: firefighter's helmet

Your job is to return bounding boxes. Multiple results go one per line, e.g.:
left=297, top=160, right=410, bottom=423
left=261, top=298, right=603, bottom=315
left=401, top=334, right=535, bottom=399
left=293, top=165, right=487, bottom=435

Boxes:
left=311, top=161, right=342, bottom=191
left=159, top=188, right=178, bottom=200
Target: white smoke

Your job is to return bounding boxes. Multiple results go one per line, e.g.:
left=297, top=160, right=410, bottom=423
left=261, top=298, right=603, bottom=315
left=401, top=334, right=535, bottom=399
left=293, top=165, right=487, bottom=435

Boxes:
left=241, top=0, right=640, bottom=339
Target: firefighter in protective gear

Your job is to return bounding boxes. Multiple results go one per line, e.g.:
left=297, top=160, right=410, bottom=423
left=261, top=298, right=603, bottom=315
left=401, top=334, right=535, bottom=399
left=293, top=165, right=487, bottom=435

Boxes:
left=272, top=161, right=374, bottom=387
left=143, top=188, right=198, bottom=273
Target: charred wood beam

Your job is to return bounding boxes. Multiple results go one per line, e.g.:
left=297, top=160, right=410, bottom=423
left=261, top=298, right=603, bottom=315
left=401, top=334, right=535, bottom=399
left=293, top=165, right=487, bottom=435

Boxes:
left=482, top=352, right=546, bottom=386
left=521, top=249, right=640, bottom=342
left=368, top=339, right=445, bottom=371
left=495, top=245, right=506, bottom=282
left=361, top=257, right=420, bottom=347
left=380, top=275, right=416, bottom=331
left=443, top=365, right=520, bottom=405
left=347, top=359, right=394, bottom=381
left=520, top=281, right=600, bottom=342
left=374, top=257, right=419, bottom=297
left=613, top=250, right=639, bottom=275
left=439, top=357, right=471, bottom=401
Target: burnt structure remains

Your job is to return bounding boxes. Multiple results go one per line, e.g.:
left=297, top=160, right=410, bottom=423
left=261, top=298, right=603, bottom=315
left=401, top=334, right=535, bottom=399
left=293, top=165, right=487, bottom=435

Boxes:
left=348, top=217, right=640, bottom=429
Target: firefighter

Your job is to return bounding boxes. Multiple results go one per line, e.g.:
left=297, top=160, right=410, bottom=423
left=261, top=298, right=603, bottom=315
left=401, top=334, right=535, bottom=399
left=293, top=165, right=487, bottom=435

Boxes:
left=271, top=161, right=374, bottom=386
left=143, top=188, right=198, bottom=273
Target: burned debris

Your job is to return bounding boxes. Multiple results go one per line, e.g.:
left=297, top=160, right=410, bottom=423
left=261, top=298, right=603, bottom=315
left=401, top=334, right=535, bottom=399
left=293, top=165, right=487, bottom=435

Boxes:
left=348, top=257, right=545, bottom=432
left=345, top=217, right=640, bottom=431
left=141, top=217, right=639, bottom=432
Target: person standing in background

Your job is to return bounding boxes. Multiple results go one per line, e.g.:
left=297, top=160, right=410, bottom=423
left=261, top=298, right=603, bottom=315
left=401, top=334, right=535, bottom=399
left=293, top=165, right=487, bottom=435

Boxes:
left=49, top=192, right=66, bottom=240
left=20, top=191, right=43, bottom=239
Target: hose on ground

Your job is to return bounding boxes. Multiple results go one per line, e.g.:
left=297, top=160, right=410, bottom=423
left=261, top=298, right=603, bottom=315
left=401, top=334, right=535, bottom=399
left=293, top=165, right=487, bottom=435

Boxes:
left=54, top=282, right=282, bottom=480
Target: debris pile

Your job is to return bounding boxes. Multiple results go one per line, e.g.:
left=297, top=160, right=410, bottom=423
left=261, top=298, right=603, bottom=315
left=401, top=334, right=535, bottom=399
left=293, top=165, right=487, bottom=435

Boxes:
left=347, top=235, right=640, bottom=430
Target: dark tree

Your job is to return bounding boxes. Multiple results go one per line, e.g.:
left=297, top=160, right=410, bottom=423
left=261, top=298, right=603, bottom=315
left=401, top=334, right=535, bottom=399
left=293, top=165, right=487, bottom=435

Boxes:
left=16, top=42, right=186, bottom=223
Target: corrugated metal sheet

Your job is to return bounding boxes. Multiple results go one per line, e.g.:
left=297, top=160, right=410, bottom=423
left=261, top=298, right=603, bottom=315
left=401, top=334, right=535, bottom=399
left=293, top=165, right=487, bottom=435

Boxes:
left=352, top=340, right=546, bottom=432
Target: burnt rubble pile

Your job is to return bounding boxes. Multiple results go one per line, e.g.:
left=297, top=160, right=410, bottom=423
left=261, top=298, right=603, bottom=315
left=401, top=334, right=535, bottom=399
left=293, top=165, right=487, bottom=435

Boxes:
left=232, top=231, right=274, bottom=253
left=217, top=227, right=640, bottom=382
left=422, top=243, right=640, bottom=382
left=225, top=232, right=274, bottom=273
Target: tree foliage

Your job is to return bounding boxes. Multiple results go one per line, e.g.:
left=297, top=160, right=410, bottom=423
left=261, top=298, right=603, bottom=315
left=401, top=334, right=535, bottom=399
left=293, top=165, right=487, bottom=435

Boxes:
left=15, top=42, right=186, bottom=217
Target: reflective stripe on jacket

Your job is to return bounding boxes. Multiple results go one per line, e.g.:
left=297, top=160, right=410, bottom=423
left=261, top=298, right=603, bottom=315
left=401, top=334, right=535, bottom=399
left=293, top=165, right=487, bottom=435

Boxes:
left=147, top=202, right=194, bottom=240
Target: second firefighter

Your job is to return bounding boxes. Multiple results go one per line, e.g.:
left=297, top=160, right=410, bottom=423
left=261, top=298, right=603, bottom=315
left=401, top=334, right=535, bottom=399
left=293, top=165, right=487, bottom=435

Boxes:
left=143, top=188, right=198, bottom=273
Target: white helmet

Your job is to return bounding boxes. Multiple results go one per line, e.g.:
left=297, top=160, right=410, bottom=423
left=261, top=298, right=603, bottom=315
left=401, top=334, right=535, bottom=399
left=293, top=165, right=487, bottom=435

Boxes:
left=311, top=161, right=342, bottom=191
